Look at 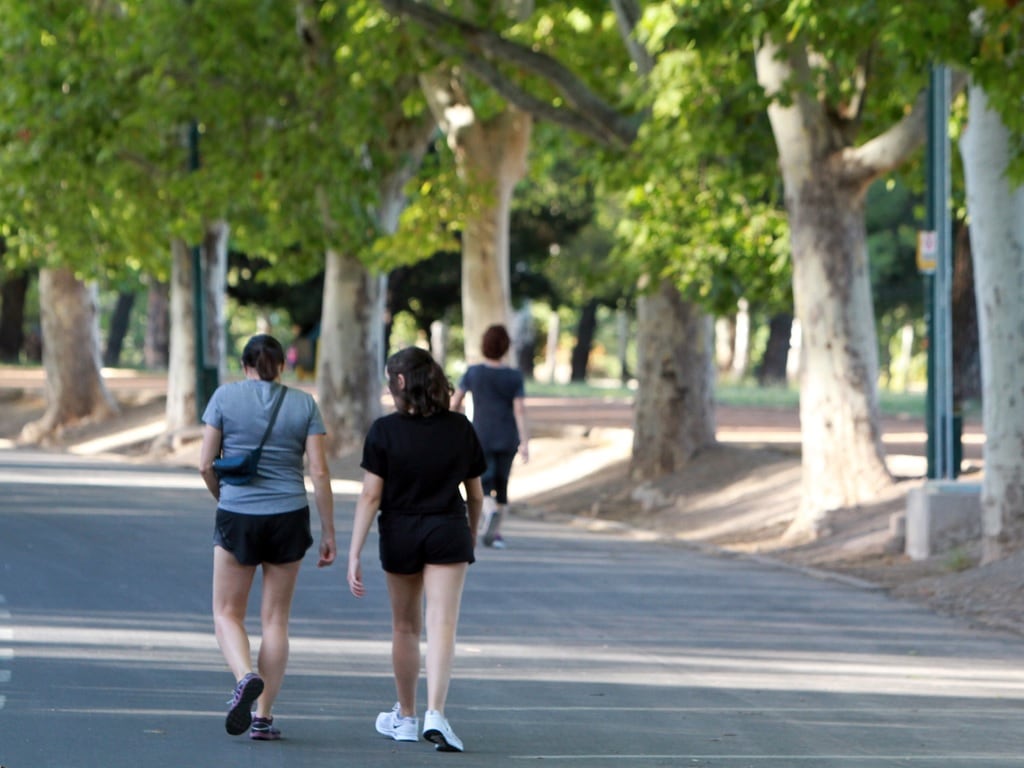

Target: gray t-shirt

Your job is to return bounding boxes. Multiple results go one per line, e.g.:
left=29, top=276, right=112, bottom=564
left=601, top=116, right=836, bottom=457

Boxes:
left=202, top=379, right=326, bottom=515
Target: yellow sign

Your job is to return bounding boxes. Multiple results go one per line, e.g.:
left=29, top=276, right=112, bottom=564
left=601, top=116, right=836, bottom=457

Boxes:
left=917, top=230, right=937, bottom=273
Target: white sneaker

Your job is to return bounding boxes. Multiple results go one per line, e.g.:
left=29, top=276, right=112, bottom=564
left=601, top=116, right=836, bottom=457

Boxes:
left=479, top=497, right=497, bottom=537
left=375, top=702, right=418, bottom=742
left=423, top=709, right=464, bottom=752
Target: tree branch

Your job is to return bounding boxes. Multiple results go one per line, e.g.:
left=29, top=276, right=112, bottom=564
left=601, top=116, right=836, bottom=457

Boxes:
left=611, top=0, right=654, bottom=76
left=847, top=69, right=967, bottom=182
left=378, top=0, right=637, bottom=149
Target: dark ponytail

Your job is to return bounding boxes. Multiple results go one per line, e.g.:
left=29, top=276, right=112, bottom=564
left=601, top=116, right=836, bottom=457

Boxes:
left=386, top=347, right=453, bottom=417
left=241, top=334, right=286, bottom=381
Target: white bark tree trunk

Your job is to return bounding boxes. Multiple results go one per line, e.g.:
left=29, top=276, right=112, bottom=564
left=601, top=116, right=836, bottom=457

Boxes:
left=314, top=112, right=435, bottom=455
left=731, top=298, right=751, bottom=380
left=19, top=267, right=117, bottom=444
left=756, top=40, right=908, bottom=539
left=423, top=74, right=532, bottom=362
left=959, top=80, right=1024, bottom=563
left=631, top=279, right=716, bottom=481
left=165, top=236, right=197, bottom=434
left=786, top=178, right=891, bottom=533
left=200, top=221, right=229, bottom=382
left=317, top=249, right=384, bottom=455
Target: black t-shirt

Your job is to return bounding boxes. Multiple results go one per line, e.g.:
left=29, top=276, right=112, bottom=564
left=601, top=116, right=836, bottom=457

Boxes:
left=457, top=364, right=525, bottom=451
left=361, top=410, right=487, bottom=516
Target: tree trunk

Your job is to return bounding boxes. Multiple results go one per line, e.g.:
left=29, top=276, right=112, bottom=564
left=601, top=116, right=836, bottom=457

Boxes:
left=313, top=109, right=434, bottom=455
left=959, top=81, right=1024, bottom=563
left=317, top=250, right=384, bottom=455
left=630, top=279, right=716, bottom=481
left=103, top=291, right=136, bottom=368
left=0, top=265, right=29, bottom=363
left=165, top=237, right=198, bottom=434
left=952, top=222, right=981, bottom=403
left=544, top=311, right=560, bottom=383
left=758, top=313, right=793, bottom=386
left=19, top=267, right=117, bottom=444
left=616, top=306, right=632, bottom=384
left=756, top=40, right=898, bottom=539
left=200, top=221, right=229, bottom=385
left=424, top=79, right=531, bottom=362
left=144, top=279, right=170, bottom=369
left=715, top=315, right=736, bottom=373
left=730, top=298, right=751, bottom=380
left=785, top=173, right=892, bottom=536
left=570, top=299, right=598, bottom=382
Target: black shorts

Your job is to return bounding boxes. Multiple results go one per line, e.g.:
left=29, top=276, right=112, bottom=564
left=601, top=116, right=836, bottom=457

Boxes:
left=378, top=512, right=475, bottom=575
left=214, top=507, right=313, bottom=566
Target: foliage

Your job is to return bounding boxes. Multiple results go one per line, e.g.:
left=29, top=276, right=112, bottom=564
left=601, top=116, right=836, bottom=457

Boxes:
left=0, top=1, right=439, bottom=289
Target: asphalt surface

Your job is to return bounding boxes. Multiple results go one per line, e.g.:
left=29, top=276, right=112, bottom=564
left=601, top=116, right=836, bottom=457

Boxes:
left=1, top=448, right=1021, bottom=767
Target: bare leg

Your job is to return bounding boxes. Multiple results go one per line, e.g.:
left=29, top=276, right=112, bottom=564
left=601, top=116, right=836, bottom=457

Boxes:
left=254, top=559, right=302, bottom=718
left=385, top=571, right=424, bottom=718
left=423, top=562, right=468, bottom=713
left=212, top=546, right=257, bottom=680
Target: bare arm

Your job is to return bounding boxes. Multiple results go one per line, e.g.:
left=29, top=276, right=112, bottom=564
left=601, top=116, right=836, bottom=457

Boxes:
left=464, top=476, right=484, bottom=548
left=305, top=432, right=336, bottom=567
left=450, top=387, right=467, bottom=412
left=513, top=396, right=530, bottom=463
left=347, top=471, right=384, bottom=598
left=198, top=424, right=222, bottom=501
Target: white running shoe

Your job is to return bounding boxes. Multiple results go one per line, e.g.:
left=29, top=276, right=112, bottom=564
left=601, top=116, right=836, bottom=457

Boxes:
left=479, top=496, right=497, bottom=537
left=423, top=709, right=464, bottom=752
left=375, top=702, right=419, bottom=742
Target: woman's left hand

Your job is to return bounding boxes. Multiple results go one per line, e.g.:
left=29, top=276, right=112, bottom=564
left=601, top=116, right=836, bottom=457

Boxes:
left=347, top=558, right=366, bottom=598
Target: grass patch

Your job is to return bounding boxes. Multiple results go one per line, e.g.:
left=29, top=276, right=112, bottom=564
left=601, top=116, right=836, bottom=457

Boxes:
left=525, top=377, right=939, bottom=421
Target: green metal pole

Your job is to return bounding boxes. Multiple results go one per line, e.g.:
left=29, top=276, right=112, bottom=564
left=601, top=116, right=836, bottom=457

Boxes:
left=188, top=121, right=217, bottom=419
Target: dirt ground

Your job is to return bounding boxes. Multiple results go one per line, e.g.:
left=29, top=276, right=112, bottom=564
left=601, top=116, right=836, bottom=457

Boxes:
left=3, top=381, right=1023, bottom=639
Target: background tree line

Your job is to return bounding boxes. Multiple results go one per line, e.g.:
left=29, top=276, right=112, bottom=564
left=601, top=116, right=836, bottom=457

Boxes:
left=0, top=0, right=1020, bottom=558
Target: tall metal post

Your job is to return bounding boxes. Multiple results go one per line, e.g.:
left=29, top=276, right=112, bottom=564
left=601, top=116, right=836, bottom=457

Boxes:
left=925, top=64, right=956, bottom=479
left=189, top=120, right=218, bottom=418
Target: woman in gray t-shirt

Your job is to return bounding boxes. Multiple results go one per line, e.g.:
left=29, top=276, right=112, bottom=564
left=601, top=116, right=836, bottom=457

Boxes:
left=199, top=334, right=335, bottom=741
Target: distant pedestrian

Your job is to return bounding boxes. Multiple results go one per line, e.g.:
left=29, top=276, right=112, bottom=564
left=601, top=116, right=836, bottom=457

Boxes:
left=347, top=346, right=485, bottom=752
left=451, top=324, right=530, bottom=548
left=198, top=333, right=336, bottom=741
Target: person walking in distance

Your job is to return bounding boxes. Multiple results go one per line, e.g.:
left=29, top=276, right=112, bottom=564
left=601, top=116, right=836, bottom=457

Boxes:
left=199, top=334, right=336, bottom=741
left=451, top=324, right=530, bottom=548
left=347, top=347, right=485, bottom=752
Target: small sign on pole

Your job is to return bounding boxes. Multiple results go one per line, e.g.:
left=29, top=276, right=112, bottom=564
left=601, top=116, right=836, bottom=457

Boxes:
left=917, top=230, right=937, bottom=273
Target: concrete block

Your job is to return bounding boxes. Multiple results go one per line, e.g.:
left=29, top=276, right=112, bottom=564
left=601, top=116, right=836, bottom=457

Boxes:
left=905, top=482, right=982, bottom=561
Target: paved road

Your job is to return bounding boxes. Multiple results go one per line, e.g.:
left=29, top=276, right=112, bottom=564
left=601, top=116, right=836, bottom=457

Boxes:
left=1, top=449, right=1021, bottom=767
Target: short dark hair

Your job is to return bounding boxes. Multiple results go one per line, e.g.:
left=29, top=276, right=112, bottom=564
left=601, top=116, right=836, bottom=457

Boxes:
left=241, top=334, right=286, bottom=381
left=481, top=324, right=511, bottom=360
left=385, top=347, right=453, bottom=417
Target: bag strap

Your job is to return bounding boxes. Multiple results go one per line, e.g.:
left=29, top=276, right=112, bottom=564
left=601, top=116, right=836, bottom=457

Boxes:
left=254, top=385, right=288, bottom=453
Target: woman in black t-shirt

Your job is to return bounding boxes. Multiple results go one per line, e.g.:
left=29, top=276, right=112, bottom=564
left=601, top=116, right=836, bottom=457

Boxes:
left=347, top=347, right=486, bottom=753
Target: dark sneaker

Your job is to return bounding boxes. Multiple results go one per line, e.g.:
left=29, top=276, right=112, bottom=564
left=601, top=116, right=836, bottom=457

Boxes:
left=225, top=672, right=264, bottom=735
left=249, top=715, right=281, bottom=741
left=423, top=709, right=464, bottom=752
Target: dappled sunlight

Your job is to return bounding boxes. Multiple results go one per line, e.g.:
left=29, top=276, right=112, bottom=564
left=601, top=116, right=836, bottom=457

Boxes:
left=9, top=615, right=1024, bottom=701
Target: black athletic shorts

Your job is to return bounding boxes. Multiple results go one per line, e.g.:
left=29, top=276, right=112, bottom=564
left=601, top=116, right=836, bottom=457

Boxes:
left=214, top=506, right=313, bottom=566
left=378, top=511, right=475, bottom=574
